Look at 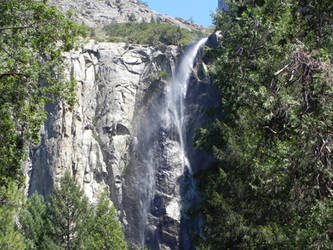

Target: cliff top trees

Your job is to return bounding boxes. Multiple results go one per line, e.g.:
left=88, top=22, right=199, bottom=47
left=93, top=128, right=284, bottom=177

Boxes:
left=195, top=0, right=332, bottom=248
left=99, top=22, right=204, bottom=47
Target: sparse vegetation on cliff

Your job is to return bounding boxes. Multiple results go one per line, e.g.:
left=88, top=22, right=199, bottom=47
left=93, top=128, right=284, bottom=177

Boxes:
left=89, top=22, right=205, bottom=47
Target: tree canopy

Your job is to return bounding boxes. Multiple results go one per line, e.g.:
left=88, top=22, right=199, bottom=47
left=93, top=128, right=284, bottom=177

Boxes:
left=46, top=171, right=89, bottom=249
left=84, top=192, right=128, bottom=250
left=19, top=172, right=127, bottom=250
left=195, top=0, right=333, bottom=248
left=98, top=22, right=204, bottom=47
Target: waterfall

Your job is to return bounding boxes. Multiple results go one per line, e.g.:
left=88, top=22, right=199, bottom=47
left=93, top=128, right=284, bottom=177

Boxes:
left=165, top=38, right=208, bottom=174
left=125, top=38, right=208, bottom=248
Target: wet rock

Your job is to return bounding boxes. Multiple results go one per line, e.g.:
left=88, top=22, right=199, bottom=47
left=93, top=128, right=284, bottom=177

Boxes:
left=206, top=31, right=223, bottom=49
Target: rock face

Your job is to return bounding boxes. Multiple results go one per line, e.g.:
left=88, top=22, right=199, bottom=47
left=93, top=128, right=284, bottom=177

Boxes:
left=49, top=0, right=201, bottom=30
left=25, top=1, right=219, bottom=249
left=27, top=40, right=177, bottom=202
left=206, top=31, right=223, bottom=49
left=26, top=38, right=217, bottom=249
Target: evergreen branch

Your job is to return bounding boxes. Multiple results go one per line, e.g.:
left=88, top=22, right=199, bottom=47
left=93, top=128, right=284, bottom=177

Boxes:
left=0, top=72, right=29, bottom=79
left=263, top=126, right=278, bottom=134
left=0, top=25, right=33, bottom=31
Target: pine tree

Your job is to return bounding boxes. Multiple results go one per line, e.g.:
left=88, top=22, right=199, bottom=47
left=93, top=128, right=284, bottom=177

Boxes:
left=19, top=193, right=48, bottom=249
left=46, top=171, right=89, bottom=250
left=19, top=176, right=129, bottom=249
left=84, top=191, right=128, bottom=250
left=0, top=183, right=26, bottom=250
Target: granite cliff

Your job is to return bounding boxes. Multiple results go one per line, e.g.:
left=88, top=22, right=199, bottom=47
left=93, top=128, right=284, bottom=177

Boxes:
left=24, top=1, right=219, bottom=249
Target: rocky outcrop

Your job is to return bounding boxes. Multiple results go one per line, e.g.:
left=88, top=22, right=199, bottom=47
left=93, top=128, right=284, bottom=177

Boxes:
left=49, top=0, right=202, bottom=31
left=206, top=31, right=223, bottom=49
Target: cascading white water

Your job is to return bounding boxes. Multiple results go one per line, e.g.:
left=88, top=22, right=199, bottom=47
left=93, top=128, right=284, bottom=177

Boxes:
left=127, top=38, right=208, bottom=248
left=165, top=38, right=208, bottom=173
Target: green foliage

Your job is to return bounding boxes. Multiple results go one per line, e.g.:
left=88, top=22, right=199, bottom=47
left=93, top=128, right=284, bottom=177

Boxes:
left=195, top=0, right=333, bottom=248
left=0, top=0, right=82, bottom=188
left=19, top=173, right=127, bottom=249
left=19, top=193, right=47, bottom=249
left=46, top=171, right=89, bottom=249
left=84, top=191, right=127, bottom=250
left=157, top=71, right=170, bottom=80
left=148, top=71, right=171, bottom=84
left=101, top=22, right=204, bottom=46
left=0, top=183, right=26, bottom=250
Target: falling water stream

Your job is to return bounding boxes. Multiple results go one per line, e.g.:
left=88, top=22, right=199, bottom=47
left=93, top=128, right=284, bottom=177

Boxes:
left=126, top=38, right=208, bottom=248
left=165, top=38, right=208, bottom=174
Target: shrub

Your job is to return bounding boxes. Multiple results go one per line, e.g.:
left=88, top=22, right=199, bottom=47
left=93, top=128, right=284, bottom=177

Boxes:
left=102, top=22, right=204, bottom=46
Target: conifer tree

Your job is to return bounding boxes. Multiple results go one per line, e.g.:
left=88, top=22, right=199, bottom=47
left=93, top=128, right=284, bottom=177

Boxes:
left=46, top=171, right=89, bottom=250
left=19, top=176, right=129, bottom=249
left=19, top=193, right=47, bottom=249
left=0, top=183, right=26, bottom=250
left=195, top=0, right=333, bottom=248
left=84, top=191, right=128, bottom=250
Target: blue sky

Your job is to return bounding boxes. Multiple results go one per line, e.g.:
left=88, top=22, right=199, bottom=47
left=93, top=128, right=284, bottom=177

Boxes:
left=144, top=0, right=218, bottom=27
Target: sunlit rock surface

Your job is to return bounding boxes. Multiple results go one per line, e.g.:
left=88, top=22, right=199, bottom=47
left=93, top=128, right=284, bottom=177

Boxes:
left=49, top=0, right=202, bottom=30
left=27, top=39, right=176, bottom=199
